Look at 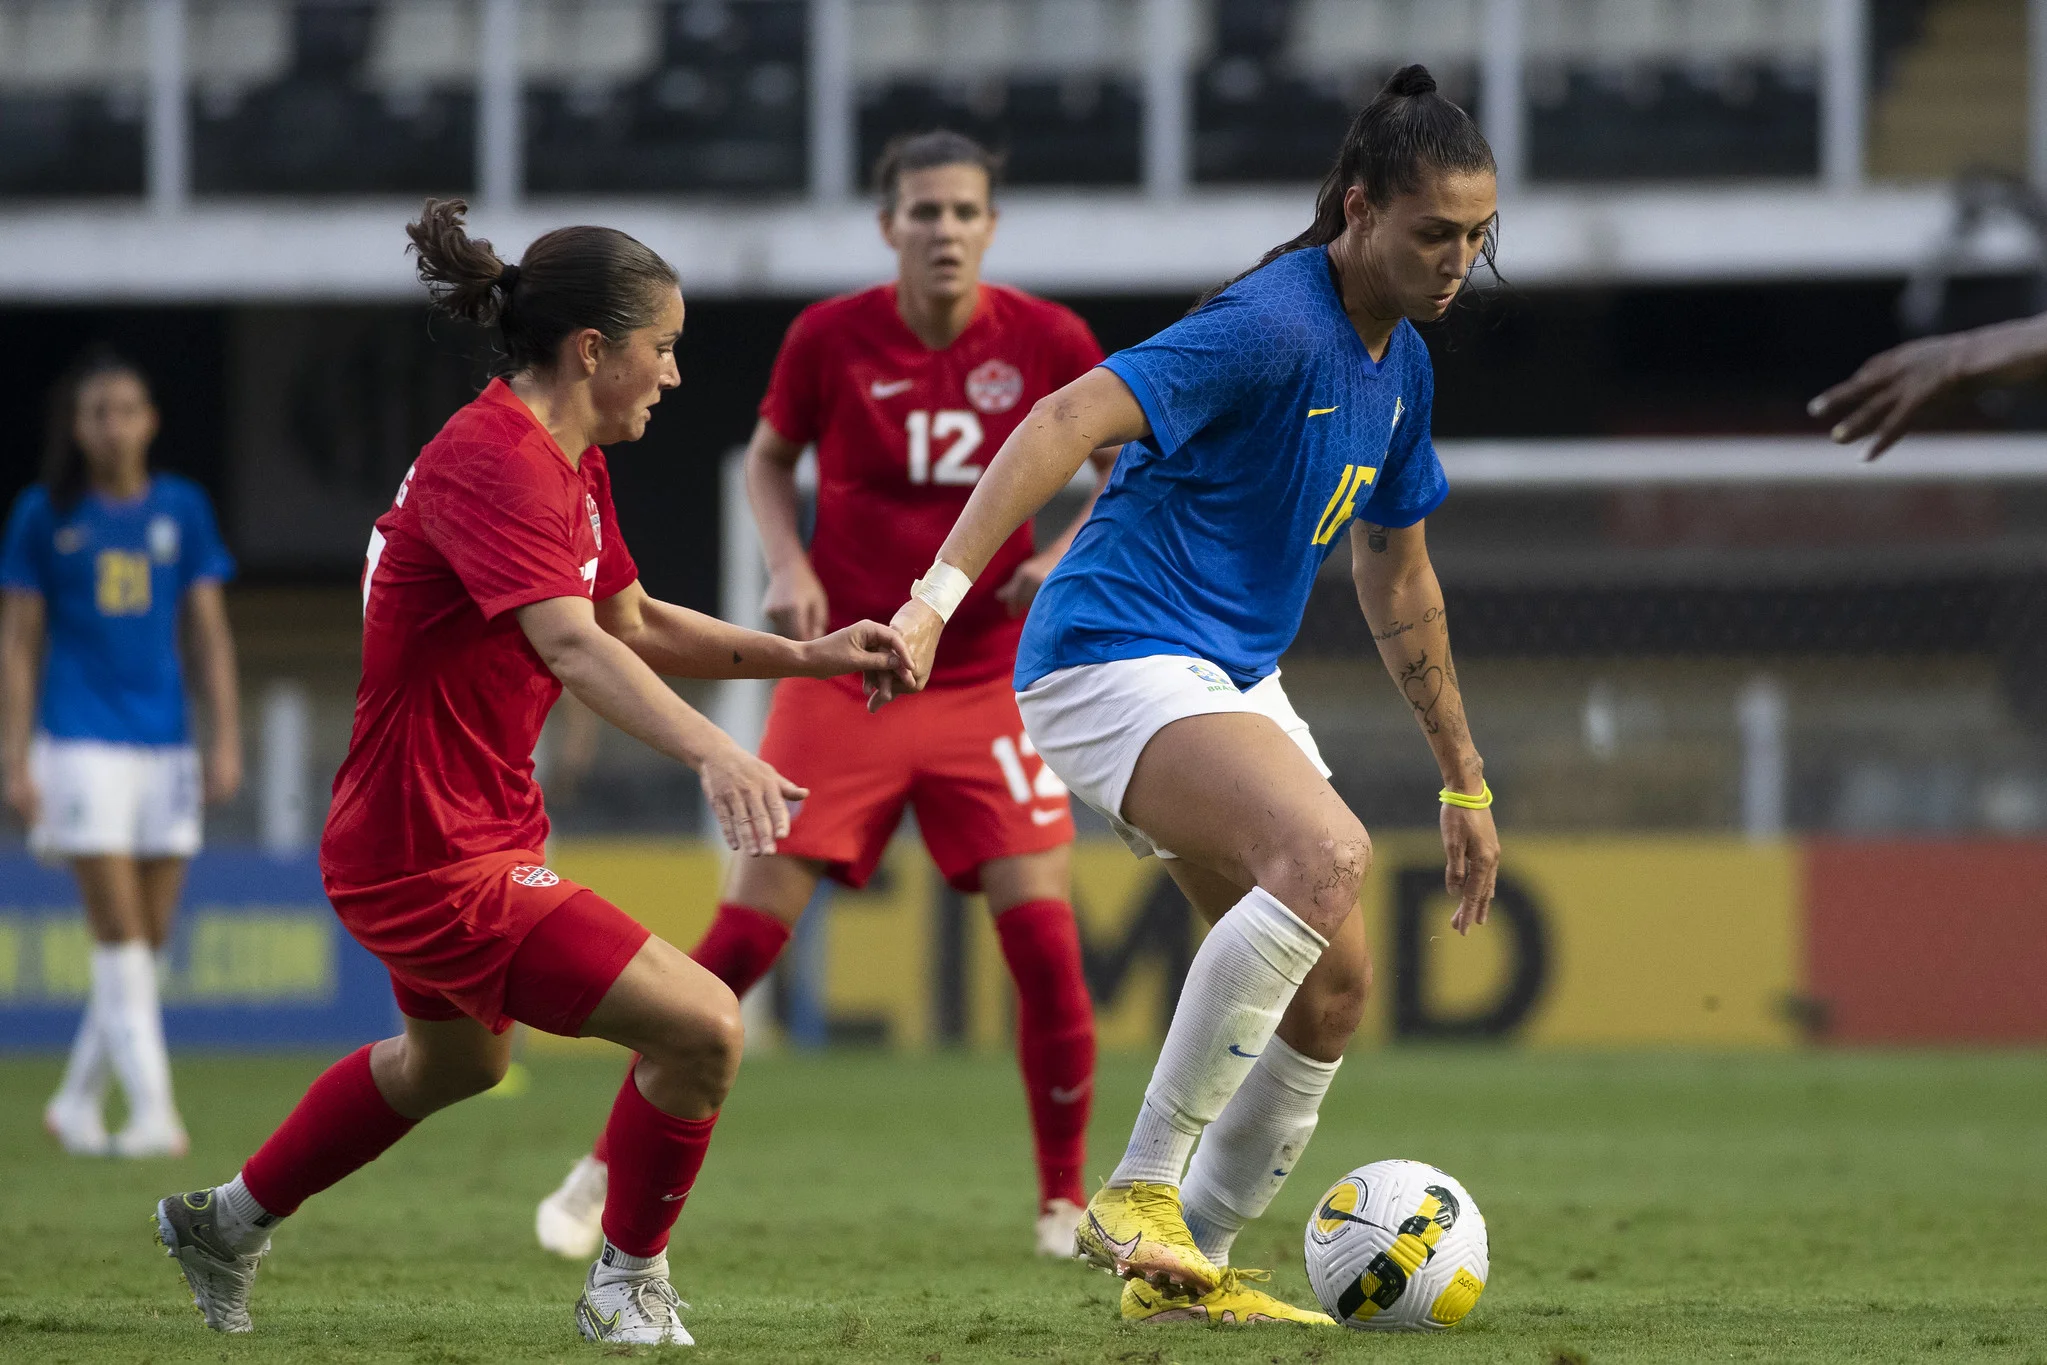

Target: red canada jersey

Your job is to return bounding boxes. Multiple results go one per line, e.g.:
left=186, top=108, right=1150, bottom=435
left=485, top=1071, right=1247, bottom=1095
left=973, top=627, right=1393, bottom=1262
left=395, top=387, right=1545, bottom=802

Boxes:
left=321, top=379, right=639, bottom=884
left=760, top=283, right=1105, bottom=687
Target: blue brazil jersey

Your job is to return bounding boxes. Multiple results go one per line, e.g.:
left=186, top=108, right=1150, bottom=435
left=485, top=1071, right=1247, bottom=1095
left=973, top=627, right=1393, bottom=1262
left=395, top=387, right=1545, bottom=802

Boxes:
left=1016, top=245, right=1448, bottom=691
left=0, top=474, right=235, bottom=744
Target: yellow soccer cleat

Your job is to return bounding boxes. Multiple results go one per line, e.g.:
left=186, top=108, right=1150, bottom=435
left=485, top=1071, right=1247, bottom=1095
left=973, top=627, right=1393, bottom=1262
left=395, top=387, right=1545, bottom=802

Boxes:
left=1074, top=1182, right=1220, bottom=1294
left=1121, top=1268, right=1337, bottom=1327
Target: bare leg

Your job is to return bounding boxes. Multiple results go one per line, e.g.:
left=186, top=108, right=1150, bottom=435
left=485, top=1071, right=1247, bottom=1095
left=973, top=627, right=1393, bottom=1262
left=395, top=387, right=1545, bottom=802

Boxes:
left=70, top=854, right=180, bottom=1141
left=136, top=857, right=188, bottom=952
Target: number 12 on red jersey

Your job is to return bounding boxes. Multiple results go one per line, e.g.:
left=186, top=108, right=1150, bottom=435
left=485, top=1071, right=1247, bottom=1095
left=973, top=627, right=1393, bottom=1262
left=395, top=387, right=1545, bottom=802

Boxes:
left=905, top=409, right=985, bottom=486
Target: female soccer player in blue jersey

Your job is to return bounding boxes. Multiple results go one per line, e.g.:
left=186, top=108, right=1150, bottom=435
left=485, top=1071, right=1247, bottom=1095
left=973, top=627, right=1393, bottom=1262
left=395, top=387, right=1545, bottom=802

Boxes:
left=872, top=65, right=1502, bottom=1327
left=1, top=349, right=242, bottom=1158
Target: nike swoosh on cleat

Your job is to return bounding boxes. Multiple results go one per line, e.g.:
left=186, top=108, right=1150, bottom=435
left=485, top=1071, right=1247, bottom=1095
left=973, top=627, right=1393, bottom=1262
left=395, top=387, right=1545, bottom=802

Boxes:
left=870, top=379, right=914, bottom=398
left=1091, top=1213, right=1140, bottom=1260
left=1227, top=1045, right=1261, bottom=1058
left=1030, top=807, right=1066, bottom=826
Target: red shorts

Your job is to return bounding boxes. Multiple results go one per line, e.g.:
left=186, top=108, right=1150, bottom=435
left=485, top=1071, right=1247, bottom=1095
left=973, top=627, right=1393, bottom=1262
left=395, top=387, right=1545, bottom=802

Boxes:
left=325, top=849, right=649, bottom=1035
left=759, top=673, right=1075, bottom=892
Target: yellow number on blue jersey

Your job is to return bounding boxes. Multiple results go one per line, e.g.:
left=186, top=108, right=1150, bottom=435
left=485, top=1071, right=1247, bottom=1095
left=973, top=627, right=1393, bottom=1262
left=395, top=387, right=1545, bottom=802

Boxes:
left=1312, top=464, right=1377, bottom=546
left=95, top=550, right=151, bottom=616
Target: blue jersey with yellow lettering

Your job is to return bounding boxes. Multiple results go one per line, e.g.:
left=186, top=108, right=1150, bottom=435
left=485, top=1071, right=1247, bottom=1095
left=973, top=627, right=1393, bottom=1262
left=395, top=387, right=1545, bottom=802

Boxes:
left=1016, top=245, right=1447, bottom=691
left=0, top=474, right=235, bottom=744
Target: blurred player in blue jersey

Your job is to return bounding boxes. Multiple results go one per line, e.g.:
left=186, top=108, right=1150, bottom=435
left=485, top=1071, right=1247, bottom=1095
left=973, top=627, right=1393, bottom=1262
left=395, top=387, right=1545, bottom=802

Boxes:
left=870, top=66, right=1502, bottom=1327
left=1, top=347, right=242, bottom=1158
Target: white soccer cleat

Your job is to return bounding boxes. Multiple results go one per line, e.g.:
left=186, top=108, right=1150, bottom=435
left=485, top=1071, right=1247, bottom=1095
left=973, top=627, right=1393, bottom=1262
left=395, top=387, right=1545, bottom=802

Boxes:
left=536, top=1155, right=607, bottom=1260
left=44, top=1094, right=110, bottom=1156
left=112, top=1115, right=190, bottom=1159
left=575, top=1262, right=694, bottom=1346
left=1036, top=1197, right=1085, bottom=1258
left=155, top=1190, right=267, bottom=1333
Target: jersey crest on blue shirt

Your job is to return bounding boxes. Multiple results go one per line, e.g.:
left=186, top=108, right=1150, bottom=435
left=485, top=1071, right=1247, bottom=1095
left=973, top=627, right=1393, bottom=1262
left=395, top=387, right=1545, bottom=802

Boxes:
left=1016, top=246, right=1448, bottom=692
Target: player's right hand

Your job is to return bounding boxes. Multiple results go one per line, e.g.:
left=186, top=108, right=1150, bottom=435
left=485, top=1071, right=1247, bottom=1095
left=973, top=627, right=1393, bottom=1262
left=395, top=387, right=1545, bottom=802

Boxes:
left=4, top=764, right=37, bottom=828
left=698, top=743, right=808, bottom=857
left=762, top=560, right=830, bottom=640
left=804, top=620, right=915, bottom=686
left=867, top=598, right=942, bottom=712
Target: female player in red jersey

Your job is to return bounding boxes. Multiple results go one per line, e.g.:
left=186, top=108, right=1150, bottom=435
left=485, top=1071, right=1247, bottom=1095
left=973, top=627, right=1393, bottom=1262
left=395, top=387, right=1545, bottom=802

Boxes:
left=536, top=131, right=1114, bottom=1260
left=151, top=200, right=911, bottom=1347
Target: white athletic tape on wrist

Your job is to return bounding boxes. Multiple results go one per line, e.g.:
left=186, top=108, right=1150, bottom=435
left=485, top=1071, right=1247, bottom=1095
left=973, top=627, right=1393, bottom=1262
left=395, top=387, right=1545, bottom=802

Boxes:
left=910, top=561, right=972, bottom=622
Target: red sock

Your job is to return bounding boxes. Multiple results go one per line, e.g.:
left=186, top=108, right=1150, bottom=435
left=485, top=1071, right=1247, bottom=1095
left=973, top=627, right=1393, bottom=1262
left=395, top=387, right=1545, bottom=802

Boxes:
left=598, top=1061, right=719, bottom=1257
left=995, top=899, right=1095, bottom=1207
left=690, top=902, right=793, bottom=997
left=240, top=1044, right=416, bottom=1216
left=589, top=905, right=788, bottom=1166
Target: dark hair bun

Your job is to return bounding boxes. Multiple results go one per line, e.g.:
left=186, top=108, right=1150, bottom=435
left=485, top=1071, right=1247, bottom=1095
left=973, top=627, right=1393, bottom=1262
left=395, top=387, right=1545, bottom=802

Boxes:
left=1383, top=64, right=1437, bottom=98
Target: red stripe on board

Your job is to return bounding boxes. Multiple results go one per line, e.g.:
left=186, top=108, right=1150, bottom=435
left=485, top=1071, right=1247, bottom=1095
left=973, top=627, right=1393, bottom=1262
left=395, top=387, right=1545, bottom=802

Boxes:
left=1804, top=839, right=2047, bottom=1044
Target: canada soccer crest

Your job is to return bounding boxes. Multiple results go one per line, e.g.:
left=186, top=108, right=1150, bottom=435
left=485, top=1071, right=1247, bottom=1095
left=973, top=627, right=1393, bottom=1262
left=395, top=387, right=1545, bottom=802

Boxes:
left=510, top=864, right=560, bottom=888
left=586, top=494, right=602, bottom=551
left=965, top=359, right=1024, bottom=414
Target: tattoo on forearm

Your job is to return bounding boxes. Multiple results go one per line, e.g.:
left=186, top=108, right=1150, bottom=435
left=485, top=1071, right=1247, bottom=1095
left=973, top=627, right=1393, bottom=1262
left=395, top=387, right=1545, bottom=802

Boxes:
left=1371, top=604, right=1445, bottom=643
left=1398, top=651, right=1458, bottom=736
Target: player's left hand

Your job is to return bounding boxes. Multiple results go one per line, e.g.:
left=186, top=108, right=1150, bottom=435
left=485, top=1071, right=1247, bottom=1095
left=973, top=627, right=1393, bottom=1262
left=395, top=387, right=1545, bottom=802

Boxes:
left=1440, top=803, right=1498, bottom=936
left=867, top=598, right=943, bottom=712
left=1808, top=333, right=1970, bottom=460
left=994, top=550, right=1060, bottom=617
left=204, top=739, right=243, bottom=804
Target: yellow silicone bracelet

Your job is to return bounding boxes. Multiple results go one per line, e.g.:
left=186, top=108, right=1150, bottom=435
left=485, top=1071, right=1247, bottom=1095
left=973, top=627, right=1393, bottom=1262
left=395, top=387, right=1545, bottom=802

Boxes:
left=1438, top=781, right=1493, bottom=810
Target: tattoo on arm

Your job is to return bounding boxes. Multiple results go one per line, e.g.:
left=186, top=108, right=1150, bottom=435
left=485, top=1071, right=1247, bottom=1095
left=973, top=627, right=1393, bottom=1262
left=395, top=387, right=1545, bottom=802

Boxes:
left=1364, top=523, right=1389, bottom=553
left=1373, top=604, right=1445, bottom=642
left=1398, top=651, right=1456, bottom=735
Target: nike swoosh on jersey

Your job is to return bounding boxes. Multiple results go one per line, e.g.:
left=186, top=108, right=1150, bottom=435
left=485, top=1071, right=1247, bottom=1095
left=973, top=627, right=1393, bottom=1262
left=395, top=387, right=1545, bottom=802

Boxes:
left=870, top=379, right=914, bottom=398
left=1030, top=807, right=1066, bottom=826
left=1308, top=405, right=1339, bottom=417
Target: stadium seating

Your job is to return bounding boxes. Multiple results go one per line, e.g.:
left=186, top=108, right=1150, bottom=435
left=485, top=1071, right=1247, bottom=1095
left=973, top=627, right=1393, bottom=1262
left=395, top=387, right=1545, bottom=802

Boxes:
left=0, top=0, right=148, bottom=196
left=853, top=0, right=1143, bottom=186
left=191, top=0, right=476, bottom=195
left=525, top=0, right=808, bottom=194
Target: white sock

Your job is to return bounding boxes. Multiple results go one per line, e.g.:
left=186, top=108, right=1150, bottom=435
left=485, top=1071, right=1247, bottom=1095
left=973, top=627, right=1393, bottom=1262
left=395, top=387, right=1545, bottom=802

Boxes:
left=1182, top=1035, right=1341, bottom=1264
left=51, top=955, right=113, bottom=1108
left=102, top=941, right=177, bottom=1129
left=215, top=1174, right=283, bottom=1254
left=1109, top=887, right=1326, bottom=1187
left=595, top=1241, right=668, bottom=1283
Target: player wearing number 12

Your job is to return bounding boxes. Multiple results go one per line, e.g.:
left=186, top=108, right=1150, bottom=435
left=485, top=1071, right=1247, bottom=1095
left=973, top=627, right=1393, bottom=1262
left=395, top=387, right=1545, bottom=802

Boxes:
left=535, top=132, right=1110, bottom=1262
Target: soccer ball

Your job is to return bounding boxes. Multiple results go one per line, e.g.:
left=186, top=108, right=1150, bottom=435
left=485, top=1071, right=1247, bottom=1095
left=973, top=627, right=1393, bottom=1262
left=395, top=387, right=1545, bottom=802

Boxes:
left=1303, top=1159, right=1489, bottom=1331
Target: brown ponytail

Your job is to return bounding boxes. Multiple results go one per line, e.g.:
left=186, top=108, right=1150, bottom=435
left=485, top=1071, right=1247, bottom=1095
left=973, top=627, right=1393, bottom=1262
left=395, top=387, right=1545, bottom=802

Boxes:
left=405, top=198, right=680, bottom=374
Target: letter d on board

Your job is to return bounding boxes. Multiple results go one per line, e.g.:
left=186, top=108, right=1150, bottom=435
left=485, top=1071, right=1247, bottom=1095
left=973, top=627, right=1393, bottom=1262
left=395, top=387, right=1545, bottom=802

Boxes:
left=1392, top=866, right=1550, bottom=1041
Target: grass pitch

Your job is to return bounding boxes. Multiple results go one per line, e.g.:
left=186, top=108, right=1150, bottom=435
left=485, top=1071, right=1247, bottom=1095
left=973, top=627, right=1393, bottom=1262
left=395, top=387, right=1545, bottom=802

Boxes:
left=1, top=1047, right=2043, bottom=1364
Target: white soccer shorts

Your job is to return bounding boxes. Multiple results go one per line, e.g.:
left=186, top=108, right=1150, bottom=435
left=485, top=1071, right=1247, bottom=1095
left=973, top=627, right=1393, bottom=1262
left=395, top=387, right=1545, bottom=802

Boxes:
left=1015, top=654, right=1330, bottom=860
left=29, top=737, right=203, bottom=859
